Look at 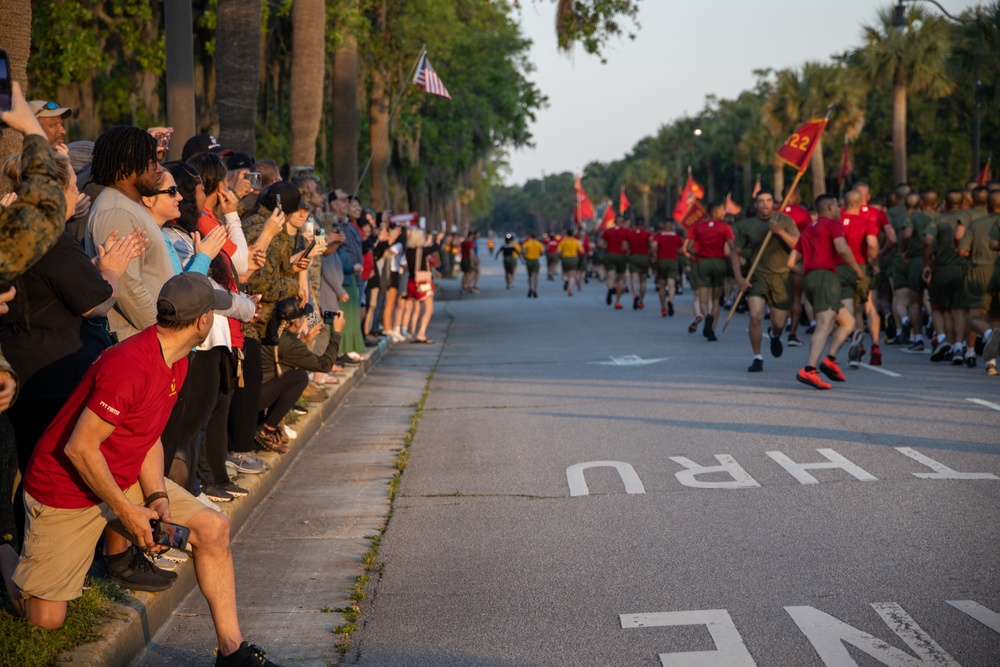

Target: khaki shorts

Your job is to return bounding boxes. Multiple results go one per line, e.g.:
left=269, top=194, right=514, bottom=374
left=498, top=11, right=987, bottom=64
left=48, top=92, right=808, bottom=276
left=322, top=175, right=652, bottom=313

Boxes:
left=837, top=264, right=871, bottom=303
left=13, top=479, right=207, bottom=602
left=805, top=269, right=842, bottom=315
left=748, top=271, right=791, bottom=311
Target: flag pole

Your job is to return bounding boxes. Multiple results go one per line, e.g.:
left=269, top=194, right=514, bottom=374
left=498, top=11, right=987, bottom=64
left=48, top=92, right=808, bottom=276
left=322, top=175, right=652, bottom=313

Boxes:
left=353, top=45, right=427, bottom=201
left=723, top=107, right=834, bottom=333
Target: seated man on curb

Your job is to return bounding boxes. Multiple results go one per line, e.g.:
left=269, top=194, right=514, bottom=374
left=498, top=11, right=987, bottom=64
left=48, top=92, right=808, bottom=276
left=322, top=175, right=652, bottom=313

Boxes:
left=0, top=272, right=284, bottom=667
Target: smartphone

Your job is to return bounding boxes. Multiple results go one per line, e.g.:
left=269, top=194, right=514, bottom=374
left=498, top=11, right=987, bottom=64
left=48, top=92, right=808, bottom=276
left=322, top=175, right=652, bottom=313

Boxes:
left=158, top=131, right=171, bottom=151
left=245, top=172, right=262, bottom=189
left=302, top=238, right=317, bottom=258
left=150, top=519, right=191, bottom=551
left=323, top=310, right=338, bottom=325
left=275, top=193, right=282, bottom=211
left=0, top=50, right=12, bottom=125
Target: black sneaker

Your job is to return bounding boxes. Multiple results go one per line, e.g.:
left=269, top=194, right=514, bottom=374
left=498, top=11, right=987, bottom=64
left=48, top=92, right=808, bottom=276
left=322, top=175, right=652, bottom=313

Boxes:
left=103, top=545, right=175, bottom=592
left=706, top=331, right=718, bottom=342
left=769, top=330, right=783, bottom=358
left=203, top=483, right=235, bottom=502
left=224, top=482, right=249, bottom=498
left=633, top=295, right=640, bottom=310
left=805, top=323, right=816, bottom=334
left=747, top=358, right=764, bottom=373
left=606, top=289, right=613, bottom=305
left=885, top=315, right=896, bottom=341
left=216, top=642, right=284, bottom=667
left=702, top=314, right=713, bottom=337
left=930, top=342, right=951, bottom=362
left=965, top=354, right=978, bottom=369
left=668, top=301, right=675, bottom=317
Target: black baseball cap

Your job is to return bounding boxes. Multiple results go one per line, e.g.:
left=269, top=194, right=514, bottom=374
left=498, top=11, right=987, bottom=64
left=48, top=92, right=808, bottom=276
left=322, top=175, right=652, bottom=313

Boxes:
left=226, top=152, right=255, bottom=171
left=157, top=273, right=232, bottom=322
left=181, top=134, right=235, bottom=162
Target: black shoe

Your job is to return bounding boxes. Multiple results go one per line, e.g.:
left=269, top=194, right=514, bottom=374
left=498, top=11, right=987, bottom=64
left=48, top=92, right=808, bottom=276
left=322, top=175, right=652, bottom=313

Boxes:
left=885, top=316, right=896, bottom=341
left=676, top=284, right=684, bottom=295
left=965, top=354, right=978, bottom=368
left=706, top=331, right=718, bottom=342
left=668, top=302, right=675, bottom=317
left=534, top=291, right=539, bottom=298
left=103, top=545, right=175, bottom=592
left=606, top=289, right=613, bottom=305
left=703, top=314, right=713, bottom=337
left=563, top=280, right=568, bottom=291
left=529, top=290, right=534, bottom=298
left=216, top=641, right=284, bottom=667
left=769, top=330, right=784, bottom=358
left=747, top=358, right=764, bottom=372
left=633, top=295, right=640, bottom=310
left=805, top=323, right=816, bottom=334
left=364, top=337, right=380, bottom=347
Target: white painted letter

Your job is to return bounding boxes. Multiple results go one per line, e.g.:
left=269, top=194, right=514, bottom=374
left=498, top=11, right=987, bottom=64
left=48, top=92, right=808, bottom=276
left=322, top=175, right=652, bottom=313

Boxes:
left=670, top=455, right=761, bottom=489
left=895, top=448, right=999, bottom=480
left=620, top=609, right=757, bottom=667
left=766, top=448, right=878, bottom=485
left=785, top=603, right=959, bottom=666
left=566, top=461, right=645, bottom=497
left=947, top=600, right=1000, bottom=633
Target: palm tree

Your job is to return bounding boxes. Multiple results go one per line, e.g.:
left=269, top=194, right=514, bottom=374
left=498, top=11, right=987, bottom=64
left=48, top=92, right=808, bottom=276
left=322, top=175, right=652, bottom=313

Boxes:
left=331, top=26, right=359, bottom=192
left=951, top=2, right=1000, bottom=177
left=216, top=0, right=262, bottom=153
left=762, top=62, right=865, bottom=199
left=850, top=5, right=954, bottom=187
left=0, top=0, right=31, bottom=164
left=624, top=158, right=667, bottom=222
left=290, top=0, right=325, bottom=168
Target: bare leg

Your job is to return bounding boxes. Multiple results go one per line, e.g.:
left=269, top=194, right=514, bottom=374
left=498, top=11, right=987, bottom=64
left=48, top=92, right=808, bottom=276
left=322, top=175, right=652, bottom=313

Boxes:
left=1, top=544, right=67, bottom=629
left=416, top=298, right=434, bottom=340
left=747, top=296, right=765, bottom=356
left=806, top=310, right=838, bottom=368
left=829, top=307, right=857, bottom=357
left=186, top=508, right=243, bottom=656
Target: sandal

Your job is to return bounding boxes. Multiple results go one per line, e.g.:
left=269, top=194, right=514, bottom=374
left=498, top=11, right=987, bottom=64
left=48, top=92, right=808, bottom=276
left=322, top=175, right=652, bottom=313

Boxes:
left=254, top=425, right=289, bottom=454
left=411, top=338, right=435, bottom=344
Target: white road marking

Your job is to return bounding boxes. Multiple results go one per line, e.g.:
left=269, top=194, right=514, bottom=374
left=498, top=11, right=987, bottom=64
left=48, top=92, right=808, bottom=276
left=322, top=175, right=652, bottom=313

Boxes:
left=766, top=448, right=878, bottom=485
left=859, top=363, right=902, bottom=377
left=591, top=355, right=668, bottom=366
left=966, top=397, right=1000, bottom=412
left=947, top=600, right=1000, bottom=633
left=566, top=461, right=646, bottom=497
left=895, top=447, right=999, bottom=480
left=670, top=455, right=760, bottom=489
left=620, top=609, right=757, bottom=667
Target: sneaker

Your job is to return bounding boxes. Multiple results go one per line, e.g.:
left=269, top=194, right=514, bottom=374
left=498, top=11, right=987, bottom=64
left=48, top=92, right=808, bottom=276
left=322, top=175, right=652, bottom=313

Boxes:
left=606, top=289, right=614, bottom=305
left=103, top=545, right=175, bottom=592
left=805, top=323, right=816, bottom=335
left=637, top=300, right=645, bottom=309
left=301, top=384, right=328, bottom=403
left=282, top=424, right=297, bottom=441
left=531, top=290, right=537, bottom=298
left=225, top=459, right=238, bottom=479
left=291, top=403, right=308, bottom=415
left=667, top=302, right=674, bottom=316
left=567, top=289, right=573, bottom=296
left=203, top=483, right=235, bottom=503
left=930, top=341, right=951, bottom=362
left=787, top=334, right=803, bottom=347
left=255, top=424, right=289, bottom=454
left=161, top=548, right=189, bottom=564
left=965, top=353, right=977, bottom=369
left=901, top=320, right=912, bottom=342
left=906, top=339, right=925, bottom=352
left=952, top=351, right=965, bottom=366
left=819, top=358, right=846, bottom=382
left=703, top=314, right=714, bottom=338
left=869, top=345, right=882, bottom=366
left=769, top=330, right=784, bottom=358
left=987, top=360, right=998, bottom=377
left=706, top=331, right=718, bottom=342
left=848, top=331, right=864, bottom=368
left=796, top=368, right=831, bottom=390
left=223, top=482, right=249, bottom=498
left=747, top=358, right=764, bottom=373
left=885, top=315, right=896, bottom=341
left=688, top=314, right=704, bottom=334
left=661, top=308, right=668, bottom=317
left=533, top=291, right=539, bottom=298
left=216, top=642, right=284, bottom=667
left=633, top=296, right=640, bottom=310
left=984, top=329, right=1000, bottom=362
left=151, top=554, right=178, bottom=572
left=228, top=452, right=266, bottom=475
left=563, top=281, right=568, bottom=291
left=197, top=492, right=222, bottom=511
left=614, top=302, right=623, bottom=310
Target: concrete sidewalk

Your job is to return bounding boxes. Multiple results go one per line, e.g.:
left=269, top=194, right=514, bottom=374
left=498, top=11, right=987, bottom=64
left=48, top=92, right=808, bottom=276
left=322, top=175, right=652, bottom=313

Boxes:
left=56, top=318, right=446, bottom=667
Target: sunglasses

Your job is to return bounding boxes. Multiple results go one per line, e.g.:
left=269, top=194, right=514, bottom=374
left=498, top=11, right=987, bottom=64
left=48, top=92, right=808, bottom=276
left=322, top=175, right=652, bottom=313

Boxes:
left=298, top=201, right=309, bottom=211
left=154, top=185, right=180, bottom=198
left=34, top=101, right=60, bottom=116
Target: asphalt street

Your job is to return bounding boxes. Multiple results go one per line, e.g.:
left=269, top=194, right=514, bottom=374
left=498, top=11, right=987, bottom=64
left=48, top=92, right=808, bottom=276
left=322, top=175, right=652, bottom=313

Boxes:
left=346, top=255, right=1000, bottom=667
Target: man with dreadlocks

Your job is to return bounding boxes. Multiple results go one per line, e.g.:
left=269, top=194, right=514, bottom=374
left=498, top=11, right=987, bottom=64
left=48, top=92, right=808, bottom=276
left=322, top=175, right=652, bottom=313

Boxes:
left=85, top=126, right=173, bottom=341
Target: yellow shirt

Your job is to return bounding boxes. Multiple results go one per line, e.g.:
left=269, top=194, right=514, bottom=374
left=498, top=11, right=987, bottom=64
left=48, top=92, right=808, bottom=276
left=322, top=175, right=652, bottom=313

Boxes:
left=521, top=239, right=545, bottom=261
left=556, top=237, right=583, bottom=258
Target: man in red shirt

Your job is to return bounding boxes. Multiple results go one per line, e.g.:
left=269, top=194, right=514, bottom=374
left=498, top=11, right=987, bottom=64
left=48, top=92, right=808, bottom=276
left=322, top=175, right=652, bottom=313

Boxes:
left=460, top=234, right=477, bottom=293
left=600, top=216, right=630, bottom=309
left=839, top=190, right=881, bottom=368
left=628, top=217, right=653, bottom=309
left=788, top=195, right=865, bottom=389
left=545, top=233, right=560, bottom=281
left=782, top=186, right=813, bottom=348
left=1, top=273, right=284, bottom=666
left=652, top=218, right=685, bottom=318
left=684, top=202, right=734, bottom=340
left=855, top=183, right=896, bottom=362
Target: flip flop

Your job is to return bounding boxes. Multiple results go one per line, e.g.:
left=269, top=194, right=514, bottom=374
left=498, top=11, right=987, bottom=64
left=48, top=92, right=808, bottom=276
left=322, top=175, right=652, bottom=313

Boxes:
left=411, top=338, right=435, bottom=344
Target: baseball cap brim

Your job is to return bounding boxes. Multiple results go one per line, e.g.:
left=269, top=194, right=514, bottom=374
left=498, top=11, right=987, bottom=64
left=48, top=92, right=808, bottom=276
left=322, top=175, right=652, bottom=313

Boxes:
left=29, top=101, right=72, bottom=119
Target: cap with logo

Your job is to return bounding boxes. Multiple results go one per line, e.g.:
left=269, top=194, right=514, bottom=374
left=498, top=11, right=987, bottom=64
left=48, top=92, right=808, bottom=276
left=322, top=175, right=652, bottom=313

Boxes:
left=29, top=100, right=73, bottom=119
left=157, top=272, right=232, bottom=323
left=181, top=134, right=236, bottom=162
left=226, top=152, right=255, bottom=171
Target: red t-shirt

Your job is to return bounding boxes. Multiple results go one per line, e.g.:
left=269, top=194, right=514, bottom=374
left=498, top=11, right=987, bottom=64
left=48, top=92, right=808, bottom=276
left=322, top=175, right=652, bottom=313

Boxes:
left=582, top=235, right=592, bottom=253
left=859, top=204, right=890, bottom=232
left=688, top=219, right=734, bottom=260
left=24, top=326, right=189, bottom=509
left=795, top=216, right=845, bottom=273
left=784, top=204, right=812, bottom=233
left=460, top=239, right=475, bottom=257
left=839, top=213, right=878, bottom=265
left=546, top=238, right=559, bottom=254
left=602, top=227, right=628, bottom=254
left=652, top=231, right=683, bottom=260
left=630, top=228, right=652, bottom=255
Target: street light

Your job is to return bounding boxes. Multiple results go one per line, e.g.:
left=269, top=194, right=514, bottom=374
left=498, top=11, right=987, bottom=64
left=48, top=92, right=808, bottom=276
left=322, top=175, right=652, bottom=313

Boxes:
left=892, top=0, right=969, bottom=30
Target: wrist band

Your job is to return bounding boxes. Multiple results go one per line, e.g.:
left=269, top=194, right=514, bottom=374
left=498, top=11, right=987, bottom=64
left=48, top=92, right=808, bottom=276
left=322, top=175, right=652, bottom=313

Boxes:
left=144, top=491, right=169, bottom=507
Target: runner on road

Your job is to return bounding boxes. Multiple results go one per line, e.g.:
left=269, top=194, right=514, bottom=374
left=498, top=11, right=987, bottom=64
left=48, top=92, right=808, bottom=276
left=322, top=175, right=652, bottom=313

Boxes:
left=652, top=218, right=684, bottom=319
left=685, top=201, right=733, bottom=340
left=600, top=216, right=630, bottom=309
left=497, top=234, right=521, bottom=289
left=782, top=187, right=813, bottom=348
left=628, top=217, right=652, bottom=310
left=521, top=232, right=545, bottom=299
left=556, top=229, right=584, bottom=296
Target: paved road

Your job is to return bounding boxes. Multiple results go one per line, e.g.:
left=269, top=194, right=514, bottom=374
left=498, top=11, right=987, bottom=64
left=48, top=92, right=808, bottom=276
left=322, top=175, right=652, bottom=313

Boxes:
left=347, top=257, right=1000, bottom=667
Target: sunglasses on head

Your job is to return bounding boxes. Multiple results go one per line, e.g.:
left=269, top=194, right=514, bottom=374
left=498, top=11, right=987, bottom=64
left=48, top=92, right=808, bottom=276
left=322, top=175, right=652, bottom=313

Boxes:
left=154, top=185, right=179, bottom=197
left=34, top=101, right=60, bottom=116
left=298, top=201, right=309, bottom=211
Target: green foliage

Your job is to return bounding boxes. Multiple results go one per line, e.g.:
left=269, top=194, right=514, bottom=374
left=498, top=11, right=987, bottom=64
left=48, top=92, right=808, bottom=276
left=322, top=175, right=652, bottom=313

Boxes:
left=545, top=0, right=641, bottom=62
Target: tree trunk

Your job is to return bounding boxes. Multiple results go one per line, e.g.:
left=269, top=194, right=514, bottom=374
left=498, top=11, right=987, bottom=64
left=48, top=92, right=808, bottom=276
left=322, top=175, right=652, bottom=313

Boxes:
left=331, top=31, right=359, bottom=192
left=369, top=68, right=391, bottom=209
left=165, top=0, right=197, bottom=161
left=290, top=0, right=325, bottom=167
left=0, top=0, right=31, bottom=165
left=892, top=77, right=907, bottom=187
left=810, top=135, right=826, bottom=197
left=216, top=0, right=261, bottom=153
left=641, top=188, right=650, bottom=223
left=772, top=162, right=785, bottom=201
left=742, top=158, right=752, bottom=208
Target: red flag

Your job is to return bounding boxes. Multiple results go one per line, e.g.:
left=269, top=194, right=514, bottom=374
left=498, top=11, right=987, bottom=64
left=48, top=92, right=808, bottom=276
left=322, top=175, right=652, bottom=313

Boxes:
left=725, top=194, right=741, bottom=216
left=597, top=204, right=615, bottom=232
left=680, top=200, right=707, bottom=230
left=573, top=176, right=595, bottom=225
left=751, top=174, right=761, bottom=198
left=672, top=172, right=704, bottom=224
left=776, top=118, right=828, bottom=174
left=413, top=53, right=451, bottom=99
left=979, top=154, right=993, bottom=185
left=619, top=187, right=631, bottom=214
left=837, top=141, right=852, bottom=186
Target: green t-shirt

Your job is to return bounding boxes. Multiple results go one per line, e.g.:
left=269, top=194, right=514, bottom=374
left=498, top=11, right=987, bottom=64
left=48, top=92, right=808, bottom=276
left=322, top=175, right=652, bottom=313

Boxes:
left=901, top=210, right=932, bottom=259
left=958, top=214, right=1000, bottom=266
left=925, top=210, right=969, bottom=267
left=733, top=213, right=798, bottom=275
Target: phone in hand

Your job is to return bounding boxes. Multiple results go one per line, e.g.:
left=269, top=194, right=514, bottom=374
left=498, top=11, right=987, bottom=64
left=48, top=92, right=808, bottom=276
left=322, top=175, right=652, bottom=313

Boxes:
left=158, top=131, right=171, bottom=151
left=245, top=172, right=262, bottom=189
left=150, top=519, right=191, bottom=551
left=275, top=193, right=282, bottom=212
left=301, top=238, right=317, bottom=259
left=0, top=50, right=12, bottom=125
left=323, top=310, right=342, bottom=325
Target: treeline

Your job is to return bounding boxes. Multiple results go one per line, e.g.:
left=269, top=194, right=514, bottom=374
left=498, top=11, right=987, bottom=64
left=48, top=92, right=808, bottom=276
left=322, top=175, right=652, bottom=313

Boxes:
left=483, top=3, right=1000, bottom=236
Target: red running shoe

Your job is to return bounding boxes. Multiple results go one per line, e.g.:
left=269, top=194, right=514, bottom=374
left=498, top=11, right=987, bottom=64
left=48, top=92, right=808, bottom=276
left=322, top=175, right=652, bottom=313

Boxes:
left=614, top=302, right=623, bottom=310
left=869, top=345, right=882, bottom=366
left=797, top=368, right=831, bottom=390
left=637, top=300, right=645, bottom=309
left=819, top=358, right=846, bottom=382
left=661, top=308, right=668, bottom=317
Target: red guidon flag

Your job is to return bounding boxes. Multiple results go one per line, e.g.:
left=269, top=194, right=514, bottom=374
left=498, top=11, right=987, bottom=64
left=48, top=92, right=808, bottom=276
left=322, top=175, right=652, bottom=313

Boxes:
left=776, top=118, right=828, bottom=174
left=672, top=172, right=704, bottom=224
left=597, top=204, right=615, bottom=232
left=413, top=53, right=451, bottom=100
left=979, top=153, right=993, bottom=185
left=837, top=141, right=852, bottom=186
left=573, top=176, right=595, bottom=225
left=725, top=193, right=741, bottom=216
left=619, top=187, right=631, bottom=215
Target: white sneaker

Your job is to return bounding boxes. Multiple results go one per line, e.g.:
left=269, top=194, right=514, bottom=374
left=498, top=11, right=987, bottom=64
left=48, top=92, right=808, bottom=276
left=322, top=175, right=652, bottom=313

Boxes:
left=151, top=554, right=178, bottom=572
left=987, top=360, right=998, bottom=377
left=161, top=548, right=189, bottom=563
left=283, top=423, right=298, bottom=440
left=346, top=352, right=363, bottom=361
left=197, top=492, right=221, bottom=511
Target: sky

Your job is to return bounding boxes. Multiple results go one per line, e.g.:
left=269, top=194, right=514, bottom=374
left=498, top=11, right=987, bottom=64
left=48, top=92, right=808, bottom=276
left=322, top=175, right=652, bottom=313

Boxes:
left=504, top=0, right=979, bottom=186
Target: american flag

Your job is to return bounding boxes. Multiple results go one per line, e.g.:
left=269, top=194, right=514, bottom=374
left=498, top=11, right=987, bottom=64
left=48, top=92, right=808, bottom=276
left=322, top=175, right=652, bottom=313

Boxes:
left=413, top=53, right=451, bottom=100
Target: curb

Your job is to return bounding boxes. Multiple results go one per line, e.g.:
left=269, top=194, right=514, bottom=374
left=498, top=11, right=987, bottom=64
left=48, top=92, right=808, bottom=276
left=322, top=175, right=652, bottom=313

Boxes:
left=60, top=338, right=393, bottom=667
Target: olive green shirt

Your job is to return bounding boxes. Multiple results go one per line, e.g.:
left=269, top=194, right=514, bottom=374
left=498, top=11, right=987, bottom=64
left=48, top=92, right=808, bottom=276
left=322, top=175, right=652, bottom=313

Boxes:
left=242, top=207, right=304, bottom=341
left=925, top=210, right=969, bottom=267
left=958, top=214, right=1000, bottom=267
left=733, top=213, right=798, bottom=275
left=900, top=210, right=932, bottom=260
